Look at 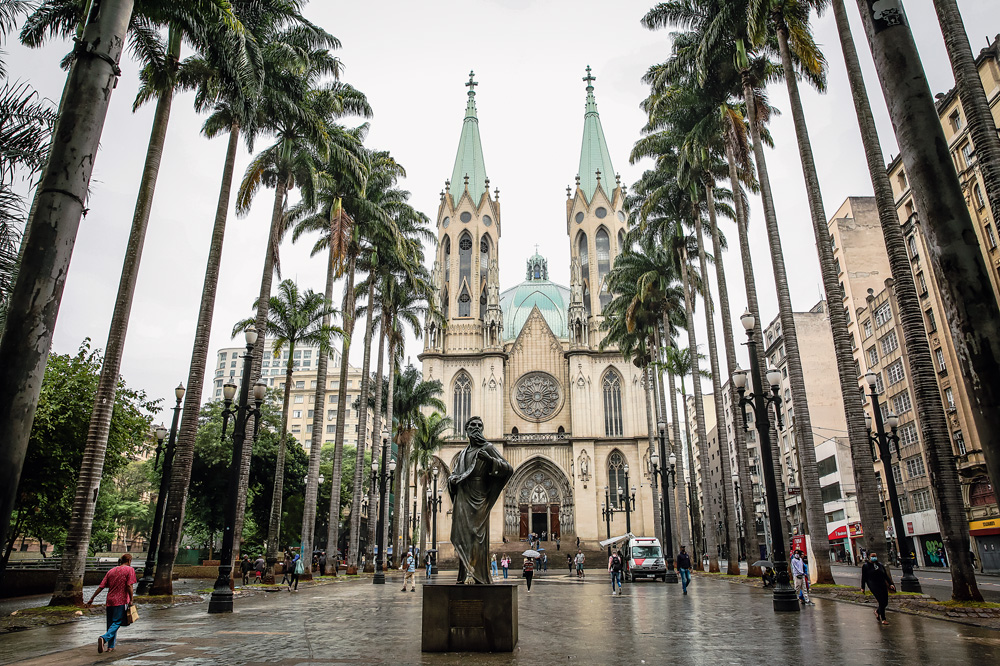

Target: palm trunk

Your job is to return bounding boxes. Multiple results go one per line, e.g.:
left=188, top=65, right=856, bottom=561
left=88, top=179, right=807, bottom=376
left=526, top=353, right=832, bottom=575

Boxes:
left=365, top=321, right=387, bottom=570
left=654, top=331, right=674, bottom=554
left=419, top=472, right=429, bottom=556
left=265, top=351, right=296, bottom=580
left=235, top=178, right=288, bottom=554
left=348, top=279, right=377, bottom=567
left=153, top=122, right=241, bottom=595
left=0, top=0, right=132, bottom=578
left=933, top=0, right=1000, bottom=219
left=677, top=372, right=701, bottom=568
left=725, top=139, right=783, bottom=565
left=324, top=252, right=357, bottom=573
left=680, top=248, right=718, bottom=572
left=643, top=360, right=663, bottom=545
left=382, top=335, right=397, bottom=563
left=700, top=185, right=741, bottom=576
left=851, top=0, right=987, bottom=600
left=49, top=33, right=180, bottom=606
left=664, top=361, right=690, bottom=551
left=397, top=438, right=411, bottom=549
left=301, top=240, right=337, bottom=576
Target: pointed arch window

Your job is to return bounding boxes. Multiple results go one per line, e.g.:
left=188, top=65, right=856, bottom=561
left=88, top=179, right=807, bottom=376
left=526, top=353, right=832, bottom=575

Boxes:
left=442, top=285, right=449, bottom=320
left=596, top=228, right=611, bottom=311
left=578, top=231, right=591, bottom=317
left=479, top=235, right=491, bottom=320
left=603, top=370, right=623, bottom=437
left=459, top=285, right=472, bottom=317
left=442, top=235, right=451, bottom=286
left=453, top=372, right=472, bottom=436
left=608, top=450, right=626, bottom=508
left=458, top=232, right=473, bottom=317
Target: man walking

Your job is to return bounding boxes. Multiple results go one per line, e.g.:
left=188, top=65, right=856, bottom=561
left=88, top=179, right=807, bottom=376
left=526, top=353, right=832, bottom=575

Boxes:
left=86, top=553, right=137, bottom=654
left=791, top=550, right=813, bottom=605
left=861, top=552, right=895, bottom=625
left=253, top=554, right=265, bottom=583
left=608, top=549, right=624, bottom=595
left=575, top=550, right=585, bottom=578
left=401, top=549, right=416, bottom=592
left=240, top=554, right=252, bottom=586
left=676, top=545, right=692, bottom=594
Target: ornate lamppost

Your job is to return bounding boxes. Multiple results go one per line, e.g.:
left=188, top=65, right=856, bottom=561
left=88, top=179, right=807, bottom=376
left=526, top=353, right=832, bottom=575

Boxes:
left=137, top=383, right=185, bottom=595
left=622, top=464, right=636, bottom=534
left=427, top=464, right=443, bottom=574
left=601, top=486, right=619, bottom=557
left=651, top=419, right=678, bottom=583
left=208, top=327, right=267, bottom=614
left=732, top=309, right=799, bottom=612
left=373, top=439, right=397, bottom=585
left=864, top=371, right=922, bottom=593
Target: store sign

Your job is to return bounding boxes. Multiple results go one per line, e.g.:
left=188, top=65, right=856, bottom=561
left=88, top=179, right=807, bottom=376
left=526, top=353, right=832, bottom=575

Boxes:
left=828, top=526, right=848, bottom=541
left=907, top=521, right=914, bottom=535
left=849, top=522, right=864, bottom=538
left=969, top=518, right=998, bottom=531
left=791, top=535, right=807, bottom=555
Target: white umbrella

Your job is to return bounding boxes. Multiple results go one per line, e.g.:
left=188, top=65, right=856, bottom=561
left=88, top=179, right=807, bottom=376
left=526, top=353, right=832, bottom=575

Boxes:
left=522, top=549, right=541, bottom=558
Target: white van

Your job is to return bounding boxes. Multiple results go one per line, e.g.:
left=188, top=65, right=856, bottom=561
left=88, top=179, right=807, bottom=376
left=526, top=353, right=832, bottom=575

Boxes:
left=623, top=536, right=666, bottom=582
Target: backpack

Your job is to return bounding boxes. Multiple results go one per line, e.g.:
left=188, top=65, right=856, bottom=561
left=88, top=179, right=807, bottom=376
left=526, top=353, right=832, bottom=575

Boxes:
left=294, top=558, right=305, bottom=574
left=611, top=555, right=622, bottom=572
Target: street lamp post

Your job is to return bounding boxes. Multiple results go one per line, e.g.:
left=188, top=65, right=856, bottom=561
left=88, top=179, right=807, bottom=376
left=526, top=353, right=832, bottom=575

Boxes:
left=137, top=383, right=185, bottom=595
left=208, top=327, right=267, bottom=614
left=373, top=439, right=397, bottom=585
left=864, top=372, right=922, bottom=593
left=622, top=464, right=636, bottom=534
left=428, top=465, right=443, bottom=574
left=651, top=419, right=678, bottom=583
left=732, top=309, right=799, bottom=612
left=731, top=471, right=745, bottom=564
left=601, top=486, right=617, bottom=557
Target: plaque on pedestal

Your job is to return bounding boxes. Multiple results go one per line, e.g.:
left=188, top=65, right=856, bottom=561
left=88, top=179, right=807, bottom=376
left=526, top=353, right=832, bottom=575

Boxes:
left=421, top=583, right=518, bottom=652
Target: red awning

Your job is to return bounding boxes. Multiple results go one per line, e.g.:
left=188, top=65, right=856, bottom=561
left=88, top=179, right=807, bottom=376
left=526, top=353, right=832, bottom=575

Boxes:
left=828, top=525, right=848, bottom=541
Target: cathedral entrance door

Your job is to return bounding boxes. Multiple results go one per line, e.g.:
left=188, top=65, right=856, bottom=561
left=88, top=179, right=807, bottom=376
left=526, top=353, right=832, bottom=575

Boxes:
left=504, top=459, right=575, bottom=541
left=531, top=505, right=547, bottom=536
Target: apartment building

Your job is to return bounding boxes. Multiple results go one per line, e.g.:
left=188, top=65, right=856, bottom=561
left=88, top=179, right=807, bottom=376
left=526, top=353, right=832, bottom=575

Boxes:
left=213, top=342, right=374, bottom=453
left=720, top=379, right=768, bottom=557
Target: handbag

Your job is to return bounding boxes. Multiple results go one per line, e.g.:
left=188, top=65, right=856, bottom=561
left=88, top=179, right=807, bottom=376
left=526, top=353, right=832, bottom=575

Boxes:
left=123, top=603, right=139, bottom=626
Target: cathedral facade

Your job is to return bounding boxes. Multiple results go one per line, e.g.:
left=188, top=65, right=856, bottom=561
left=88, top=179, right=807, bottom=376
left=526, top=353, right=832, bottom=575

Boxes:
left=418, top=71, right=657, bottom=555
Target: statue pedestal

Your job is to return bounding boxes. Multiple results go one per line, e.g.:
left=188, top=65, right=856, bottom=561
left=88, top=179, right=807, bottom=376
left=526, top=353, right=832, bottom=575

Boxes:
left=421, top=583, right=518, bottom=652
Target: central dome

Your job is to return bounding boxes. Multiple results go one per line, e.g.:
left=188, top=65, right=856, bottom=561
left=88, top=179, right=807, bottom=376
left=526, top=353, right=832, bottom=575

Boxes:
left=499, top=252, right=570, bottom=339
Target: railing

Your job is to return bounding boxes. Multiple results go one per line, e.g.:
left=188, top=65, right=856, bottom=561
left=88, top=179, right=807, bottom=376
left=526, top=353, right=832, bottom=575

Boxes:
left=5, top=557, right=121, bottom=571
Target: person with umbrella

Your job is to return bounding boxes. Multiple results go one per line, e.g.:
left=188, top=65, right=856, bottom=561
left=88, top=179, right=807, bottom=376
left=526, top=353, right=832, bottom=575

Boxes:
left=522, top=549, right=538, bottom=591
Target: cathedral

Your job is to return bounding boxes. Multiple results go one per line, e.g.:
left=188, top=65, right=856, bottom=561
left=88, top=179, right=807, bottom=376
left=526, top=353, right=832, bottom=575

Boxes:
left=418, top=70, right=657, bottom=556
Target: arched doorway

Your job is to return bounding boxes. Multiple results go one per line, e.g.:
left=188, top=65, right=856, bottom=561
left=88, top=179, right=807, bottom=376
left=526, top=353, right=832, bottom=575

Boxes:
left=504, top=457, right=574, bottom=540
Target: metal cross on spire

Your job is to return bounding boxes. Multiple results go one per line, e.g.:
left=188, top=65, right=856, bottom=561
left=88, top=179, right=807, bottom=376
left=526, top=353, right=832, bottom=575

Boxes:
left=466, top=70, right=478, bottom=94
left=583, top=65, right=596, bottom=89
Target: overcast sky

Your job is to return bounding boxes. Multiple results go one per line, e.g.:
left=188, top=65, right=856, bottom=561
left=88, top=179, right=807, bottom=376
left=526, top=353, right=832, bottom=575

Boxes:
left=5, top=0, right=995, bottom=424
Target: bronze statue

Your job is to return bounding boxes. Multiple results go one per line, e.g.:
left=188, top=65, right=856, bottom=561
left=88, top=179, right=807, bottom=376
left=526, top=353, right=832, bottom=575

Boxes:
left=448, top=416, right=513, bottom=584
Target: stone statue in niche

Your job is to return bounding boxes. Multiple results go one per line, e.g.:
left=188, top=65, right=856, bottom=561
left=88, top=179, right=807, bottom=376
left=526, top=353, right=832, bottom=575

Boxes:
left=578, top=449, right=591, bottom=482
left=448, top=416, right=513, bottom=584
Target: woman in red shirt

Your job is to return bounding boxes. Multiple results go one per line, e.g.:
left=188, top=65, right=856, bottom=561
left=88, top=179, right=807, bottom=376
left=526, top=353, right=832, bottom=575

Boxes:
left=87, top=553, right=137, bottom=653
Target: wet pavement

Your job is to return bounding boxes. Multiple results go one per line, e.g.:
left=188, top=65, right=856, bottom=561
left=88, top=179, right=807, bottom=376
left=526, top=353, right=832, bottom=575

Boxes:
left=2, top=571, right=999, bottom=665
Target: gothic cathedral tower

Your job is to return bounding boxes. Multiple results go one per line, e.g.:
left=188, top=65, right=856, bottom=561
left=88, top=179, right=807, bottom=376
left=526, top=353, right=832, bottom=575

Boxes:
left=567, top=67, right=628, bottom=350
left=423, top=72, right=505, bottom=439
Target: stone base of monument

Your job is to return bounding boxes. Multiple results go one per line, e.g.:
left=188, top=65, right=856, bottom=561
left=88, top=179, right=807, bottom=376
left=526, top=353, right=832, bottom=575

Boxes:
left=421, top=583, right=518, bottom=652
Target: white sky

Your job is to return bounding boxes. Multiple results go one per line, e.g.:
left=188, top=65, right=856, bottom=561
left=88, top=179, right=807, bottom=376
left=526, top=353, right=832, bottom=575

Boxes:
left=5, top=0, right=995, bottom=422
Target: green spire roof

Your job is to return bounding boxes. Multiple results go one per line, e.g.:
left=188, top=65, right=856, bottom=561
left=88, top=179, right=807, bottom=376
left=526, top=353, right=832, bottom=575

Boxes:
left=450, top=71, right=488, bottom=205
left=577, top=66, right=615, bottom=203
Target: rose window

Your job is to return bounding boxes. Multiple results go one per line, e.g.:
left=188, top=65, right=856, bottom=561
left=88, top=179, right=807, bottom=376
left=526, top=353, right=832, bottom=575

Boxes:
left=513, top=372, right=561, bottom=420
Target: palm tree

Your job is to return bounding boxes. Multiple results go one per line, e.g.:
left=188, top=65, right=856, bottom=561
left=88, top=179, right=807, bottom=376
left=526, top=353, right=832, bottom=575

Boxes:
left=664, top=345, right=705, bottom=568
left=841, top=0, right=985, bottom=601
left=411, top=412, right=451, bottom=557
left=391, top=366, right=445, bottom=549
left=22, top=0, right=256, bottom=606
left=233, top=279, right=342, bottom=578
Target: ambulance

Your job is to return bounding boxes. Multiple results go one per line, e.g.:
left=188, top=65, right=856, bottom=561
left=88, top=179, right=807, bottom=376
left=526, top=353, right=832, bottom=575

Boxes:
left=623, top=536, right=666, bottom=582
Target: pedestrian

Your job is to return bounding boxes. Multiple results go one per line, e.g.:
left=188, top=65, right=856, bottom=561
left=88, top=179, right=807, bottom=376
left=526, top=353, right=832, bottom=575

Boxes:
left=425, top=551, right=433, bottom=578
left=609, top=549, right=624, bottom=595
left=289, top=553, right=304, bottom=591
left=491, top=553, right=499, bottom=577
left=400, top=549, right=416, bottom=592
left=281, top=552, right=292, bottom=585
left=791, top=550, right=813, bottom=605
left=240, top=554, right=252, bottom=586
left=86, top=553, right=137, bottom=654
left=542, top=553, right=548, bottom=571
left=576, top=536, right=581, bottom=550
left=502, top=554, right=510, bottom=579
left=567, top=553, right=573, bottom=575
left=318, top=551, right=327, bottom=575
left=676, top=545, right=692, bottom=594
left=254, top=554, right=265, bottom=583
left=556, top=536, right=561, bottom=552
left=523, top=556, right=535, bottom=591
left=575, top=550, right=585, bottom=578
left=936, top=547, right=947, bottom=567
left=861, top=552, right=895, bottom=625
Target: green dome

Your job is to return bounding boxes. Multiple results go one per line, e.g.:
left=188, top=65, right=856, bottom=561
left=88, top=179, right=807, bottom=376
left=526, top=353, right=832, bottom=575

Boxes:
left=500, top=254, right=570, bottom=339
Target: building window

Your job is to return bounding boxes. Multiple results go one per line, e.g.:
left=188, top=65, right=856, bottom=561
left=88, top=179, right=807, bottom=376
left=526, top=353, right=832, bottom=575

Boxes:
left=220, top=352, right=227, bottom=360
left=578, top=231, right=591, bottom=318
left=231, top=360, right=237, bottom=368
left=944, top=387, right=955, bottom=410
left=867, top=346, right=879, bottom=367
left=898, top=421, right=918, bottom=447
left=911, top=489, right=933, bottom=513
left=916, top=272, right=928, bottom=296
left=969, top=480, right=995, bottom=506
left=306, top=424, right=313, bottom=433
left=603, top=370, right=624, bottom=437
left=874, top=303, right=892, bottom=327
left=986, top=223, right=998, bottom=249
left=458, top=232, right=473, bottom=317
left=925, top=308, right=937, bottom=333
left=906, top=235, right=919, bottom=260
left=905, top=455, right=926, bottom=479
left=326, top=424, right=336, bottom=434
left=898, top=171, right=908, bottom=190
left=854, top=360, right=861, bottom=378
left=891, top=390, right=912, bottom=414
left=821, top=483, right=842, bottom=503
left=954, top=430, right=967, bottom=455
left=480, top=235, right=491, bottom=319
left=817, top=455, right=838, bottom=478
left=295, top=381, right=305, bottom=389
left=886, top=360, right=905, bottom=385
left=880, top=330, right=899, bottom=355
left=975, top=184, right=987, bottom=210
left=453, top=372, right=472, bottom=436
left=293, top=410, right=302, bottom=418
left=608, top=450, right=627, bottom=508
left=961, top=142, right=975, bottom=168
left=328, top=395, right=337, bottom=403
left=948, top=110, right=962, bottom=132
left=294, top=395, right=304, bottom=404
left=892, top=464, right=903, bottom=485
left=863, top=319, right=873, bottom=339
left=596, top=228, right=612, bottom=312
left=826, top=509, right=846, bottom=523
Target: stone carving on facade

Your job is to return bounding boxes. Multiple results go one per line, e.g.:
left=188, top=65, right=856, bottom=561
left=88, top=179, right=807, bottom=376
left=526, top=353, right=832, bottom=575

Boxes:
left=512, top=371, right=561, bottom=421
left=577, top=449, right=591, bottom=482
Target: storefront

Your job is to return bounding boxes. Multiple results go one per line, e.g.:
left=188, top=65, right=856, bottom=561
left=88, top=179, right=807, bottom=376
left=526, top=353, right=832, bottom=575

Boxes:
left=970, top=518, right=1000, bottom=574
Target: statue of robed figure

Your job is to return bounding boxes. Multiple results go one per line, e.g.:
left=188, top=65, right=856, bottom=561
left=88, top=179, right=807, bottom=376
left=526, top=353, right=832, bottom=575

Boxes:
left=448, top=416, right=513, bottom=584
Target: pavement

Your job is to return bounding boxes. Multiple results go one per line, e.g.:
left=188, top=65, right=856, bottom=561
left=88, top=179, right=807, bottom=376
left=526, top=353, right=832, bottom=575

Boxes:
left=827, top=563, right=1000, bottom=603
left=2, top=571, right=999, bottom=665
